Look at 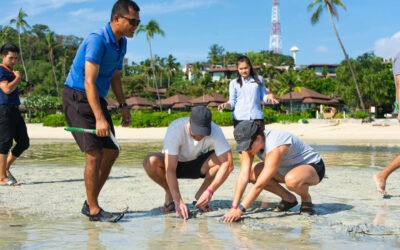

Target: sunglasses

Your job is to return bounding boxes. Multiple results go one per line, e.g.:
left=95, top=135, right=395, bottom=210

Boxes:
left=119, top=15, right=140, bottom=26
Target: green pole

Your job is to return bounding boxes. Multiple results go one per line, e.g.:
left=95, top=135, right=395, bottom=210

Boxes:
left=64, top=127, right=120, bottom=150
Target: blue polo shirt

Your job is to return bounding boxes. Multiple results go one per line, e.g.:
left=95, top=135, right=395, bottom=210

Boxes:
left=0, top=64, right=20, bottom=105
left=65, top=23, right=127, bottom=98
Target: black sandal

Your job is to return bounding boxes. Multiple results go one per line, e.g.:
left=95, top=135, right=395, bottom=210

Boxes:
left=273, top=200, right=298, bottom=212
left=299, top=202, right=314, bottom=215
left=161, top=201, right=175, bottom=212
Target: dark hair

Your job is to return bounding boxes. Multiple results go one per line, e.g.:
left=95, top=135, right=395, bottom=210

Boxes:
left=0, top=44, right=19, bottom=56
left=236, top=55, right=262, bottom=87
left=111, top=0, right=140, bottom=22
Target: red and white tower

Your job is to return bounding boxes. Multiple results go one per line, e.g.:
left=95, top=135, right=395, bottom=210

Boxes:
left=269, top=0, right=282, bottom=54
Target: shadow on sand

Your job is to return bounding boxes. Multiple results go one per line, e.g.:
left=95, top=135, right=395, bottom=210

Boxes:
left=22, top=175, right=135, bottom=185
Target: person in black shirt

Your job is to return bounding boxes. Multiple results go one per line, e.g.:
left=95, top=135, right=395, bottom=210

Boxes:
left=0, top=43, right=32, bottom=186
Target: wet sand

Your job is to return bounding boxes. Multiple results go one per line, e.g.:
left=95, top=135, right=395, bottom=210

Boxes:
left=1, top=159, right=400, bottom=248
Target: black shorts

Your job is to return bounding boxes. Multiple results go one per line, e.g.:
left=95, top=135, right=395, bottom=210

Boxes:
left=176, top=150, right=215, bottom=179
left=308, top=159, right=325, bottom=182
left=0, top=105, right=29, bottom=157
left=62, top=86, right=117, bottom=152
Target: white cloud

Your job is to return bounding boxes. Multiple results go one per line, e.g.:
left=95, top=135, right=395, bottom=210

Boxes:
left=141, top=0, right=218, bottom=15
left=315, top=45, right=328, bottom=53
left=374, top=31, right=400, bottom=59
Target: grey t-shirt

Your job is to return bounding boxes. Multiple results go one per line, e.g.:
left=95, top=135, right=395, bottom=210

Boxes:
left=257, top=130, right=321, bottom=176
left=393, top=52, right=400, bottom=112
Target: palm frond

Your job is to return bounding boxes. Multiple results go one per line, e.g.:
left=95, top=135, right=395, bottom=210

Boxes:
left=307, top=0, right=322, bottom=11
left=311, top=5, right=323, bottom=25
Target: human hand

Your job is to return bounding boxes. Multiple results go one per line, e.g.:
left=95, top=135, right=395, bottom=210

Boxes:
left=398, top=113, right=400, bottom=123
left=121, top=107, right=131, bottom=127
left=96, top=117, right=110, bottom=137
left=217, top=103, right=226, bottom=111
left=13, top=71, right=21, bottom=82
left=175, top=200, right=189, bottom=220
left=195, top=189, right=212, bottom=210
left=267, top=93, right=279, bottom=104
left=224, top=208, right=242, bottom=223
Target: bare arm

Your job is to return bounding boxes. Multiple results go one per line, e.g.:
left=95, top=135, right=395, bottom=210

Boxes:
left=196, top=150, right=234, bottom=208
left=165, top=154, right=188, bottom=219
left=232, top=151, right=253, bottom=207
left=241, top=145, right=289, bottom=209
left=224, top=145, right=289, bottom=222
left=0, top=71, right=21, bottom=94
left=110, top=70, right=131, bottom=127
left=84, top=60, right=109, bottom=137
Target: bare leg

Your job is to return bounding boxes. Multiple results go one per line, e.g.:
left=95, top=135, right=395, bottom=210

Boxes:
left=96, top=148, right=119, bottom=197
left=6, top=154, right=17, bottom=176
left=0, top=154, right=9, bottom=184
left=284, top=165, right=320, bottom=203
left=250, top=161, right=296, bottom=203
left=374, top=154, right=400, bottom=195
left=143, top=153, right=174, bottom=212
left=85, top=149, right=103, bottom=215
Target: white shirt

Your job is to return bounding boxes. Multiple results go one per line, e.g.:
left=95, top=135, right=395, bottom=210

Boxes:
left=162, top=117, right=231, bottom=162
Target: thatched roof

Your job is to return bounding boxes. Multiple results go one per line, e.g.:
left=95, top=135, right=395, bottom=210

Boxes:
left=161, top=94, right=192, bottom=105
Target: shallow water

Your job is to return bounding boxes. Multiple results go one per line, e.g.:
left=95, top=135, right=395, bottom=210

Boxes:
left=1, top=141, right=400, bottom=249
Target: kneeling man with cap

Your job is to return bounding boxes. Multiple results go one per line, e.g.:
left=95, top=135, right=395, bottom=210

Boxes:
left=224, top=120, right=325, bottom=222
left=143, top=106, right=233, bottom=220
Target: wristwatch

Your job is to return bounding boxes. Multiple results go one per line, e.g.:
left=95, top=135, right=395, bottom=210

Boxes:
left=118, top=102, right=128, bottom=108
left=238, top=204, right=246, bottom=212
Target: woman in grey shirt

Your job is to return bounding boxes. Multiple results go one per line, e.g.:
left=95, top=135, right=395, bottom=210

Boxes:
left=224, top=120, right=325, bottom=222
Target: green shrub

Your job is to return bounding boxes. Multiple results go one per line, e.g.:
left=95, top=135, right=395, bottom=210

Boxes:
left=212, top=111, right=233, bottom=126
left=42, top=114, right=67, bottom=127
left=352, top=111, right=370, bottom=119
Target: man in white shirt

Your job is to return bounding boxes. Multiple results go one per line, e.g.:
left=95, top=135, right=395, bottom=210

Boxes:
left=143, top=106, right=233, bottom=219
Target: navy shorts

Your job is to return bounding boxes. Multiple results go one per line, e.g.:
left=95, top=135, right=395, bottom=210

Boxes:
left=176, top=150, right=215, bottom=179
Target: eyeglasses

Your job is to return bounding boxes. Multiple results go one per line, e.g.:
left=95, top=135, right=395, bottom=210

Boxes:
left=119, top=15, right=140, bottom=26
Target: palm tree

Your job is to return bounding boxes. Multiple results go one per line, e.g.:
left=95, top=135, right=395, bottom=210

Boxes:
left=272, top=70, right=302, bottom=116
left=308, top=0, right=365, bottom=112
left=0, top=26, right=13, bottom=45
left=45, top=30, right=61, bottom=97
left=165, top=54, right=179, bottom=88
left=190, top=62, right=201, bottom=81
left=136, top=20, right=165, bottom=111
left=10, top=8, right=30, bottom=82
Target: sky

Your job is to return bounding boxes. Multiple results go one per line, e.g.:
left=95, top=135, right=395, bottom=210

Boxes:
left=1, top=0, right=400, bottom=66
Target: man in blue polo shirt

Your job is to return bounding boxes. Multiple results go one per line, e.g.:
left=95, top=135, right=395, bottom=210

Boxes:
left=0, top=43, right=32, bottom=186
left=63, top=0, right=140, bottom=222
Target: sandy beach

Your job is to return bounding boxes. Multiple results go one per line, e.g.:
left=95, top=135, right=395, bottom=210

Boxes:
left=27, top=120, right=400, bottom=142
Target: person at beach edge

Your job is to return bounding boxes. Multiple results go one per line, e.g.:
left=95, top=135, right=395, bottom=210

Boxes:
left=63, top=0, right=139, bottom=222
left=0, top=43, right=33, bottom=186
left=224, top=120, right=325, bottom=222
left=374, top=51, right=400, bottom=196
left=143, top=106, right=234, bottom=220
left=217, top=55, right=279, bottom=128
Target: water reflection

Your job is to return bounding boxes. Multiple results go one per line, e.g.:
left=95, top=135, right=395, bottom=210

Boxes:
left=16, top=141, right=400, bottom=170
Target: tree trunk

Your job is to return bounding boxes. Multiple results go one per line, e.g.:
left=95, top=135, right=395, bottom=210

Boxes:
left=17, top=29, right=28, bottom=82
left=289, top=91, right=293, bottom=116
left=327, top=5, right=365, bottom=112
left=50, top=51, right=59, bottom=98
left=147, top=36, right=162, bottom=111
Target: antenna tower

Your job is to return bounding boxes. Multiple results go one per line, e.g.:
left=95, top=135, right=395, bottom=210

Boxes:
left=269, top=0, right=282, bottom=54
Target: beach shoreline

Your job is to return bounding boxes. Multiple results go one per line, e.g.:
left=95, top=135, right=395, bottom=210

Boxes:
left=27, top=122, right=400, bottom=142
